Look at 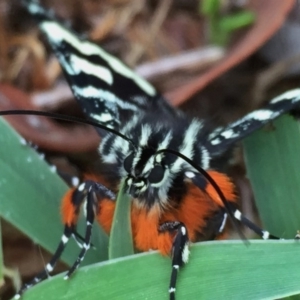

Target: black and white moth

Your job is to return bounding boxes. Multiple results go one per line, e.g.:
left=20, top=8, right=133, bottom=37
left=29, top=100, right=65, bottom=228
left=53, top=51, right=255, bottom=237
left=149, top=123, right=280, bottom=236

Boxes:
left=9, top=1, right=300, bottom=299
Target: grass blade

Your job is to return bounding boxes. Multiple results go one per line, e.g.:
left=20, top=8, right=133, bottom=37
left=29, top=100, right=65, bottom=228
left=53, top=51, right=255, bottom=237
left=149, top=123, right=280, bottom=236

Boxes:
left=20, top=240, right=300, bottom=300
left=243, top=115, right=300, bottom=238
left=0, top=118, right=106, bottom=265
left=108, top=180, right=134, bottom=259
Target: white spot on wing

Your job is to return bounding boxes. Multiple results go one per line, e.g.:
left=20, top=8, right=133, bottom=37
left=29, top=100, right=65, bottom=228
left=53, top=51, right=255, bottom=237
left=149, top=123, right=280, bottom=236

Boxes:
left=270, top=88, right=300, bottom=104
left=220, top=129, right=240, bottom=140
left=244, top=109, right=275, bottom=122
left=90, top=112, right=113, bottom=123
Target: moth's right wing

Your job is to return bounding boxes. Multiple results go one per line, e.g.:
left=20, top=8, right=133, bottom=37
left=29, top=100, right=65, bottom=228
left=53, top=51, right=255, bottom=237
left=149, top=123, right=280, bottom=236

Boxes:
left=25, top=1, right=178, bottom=134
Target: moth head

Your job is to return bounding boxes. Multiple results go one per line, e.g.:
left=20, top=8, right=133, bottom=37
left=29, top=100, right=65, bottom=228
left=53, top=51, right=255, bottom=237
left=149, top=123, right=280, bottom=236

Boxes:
left=123, top=147, right=170, bottom=201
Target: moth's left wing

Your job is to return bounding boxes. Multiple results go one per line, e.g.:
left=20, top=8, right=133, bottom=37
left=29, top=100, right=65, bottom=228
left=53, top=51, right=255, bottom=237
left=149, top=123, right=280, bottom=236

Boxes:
left=203, top=89, right=300, bottom=156
left=25, top=1, right=177, bottom=134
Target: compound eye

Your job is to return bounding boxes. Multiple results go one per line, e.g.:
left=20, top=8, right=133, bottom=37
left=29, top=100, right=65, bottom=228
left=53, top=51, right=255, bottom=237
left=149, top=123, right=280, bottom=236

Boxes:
left=148, top=165, right=165, bottom=184
left=123, top=153, right=134, bottom=173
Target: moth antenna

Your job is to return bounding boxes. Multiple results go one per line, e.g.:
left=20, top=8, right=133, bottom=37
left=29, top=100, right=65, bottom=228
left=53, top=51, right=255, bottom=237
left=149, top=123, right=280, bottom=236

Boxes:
left=155, top=148, right=248, bottom=243
left=0, top=109, right=135, bottom=148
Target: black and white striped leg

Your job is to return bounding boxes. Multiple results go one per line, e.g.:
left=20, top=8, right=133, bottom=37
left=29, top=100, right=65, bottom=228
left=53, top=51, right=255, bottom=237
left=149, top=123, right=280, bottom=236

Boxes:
left=64, top=185, right=95, bottom=279
left=71, top=231, right=85, bottom=248
left=231, top=207, right=280, bottom=240
left=186, top=171, right=248, bottom=241
left=159, top=221, right=189, bottom=300
left=295, top=231, right=300, bottom=239
left=71, top=230, right=96, bottom=249
left=63, top=181, right=115, bottom=278
left=186, top=171, right=281, bottom=240
left=14, top=225, right=74, bottom=299
left=57, top=170, right=80, bottom=187
left=15, top=180, right=115, bottom=298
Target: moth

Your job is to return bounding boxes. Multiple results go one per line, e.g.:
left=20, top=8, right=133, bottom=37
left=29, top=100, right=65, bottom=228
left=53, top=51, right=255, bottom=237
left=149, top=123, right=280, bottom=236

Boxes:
left=7, top=1, right=300, bottom=299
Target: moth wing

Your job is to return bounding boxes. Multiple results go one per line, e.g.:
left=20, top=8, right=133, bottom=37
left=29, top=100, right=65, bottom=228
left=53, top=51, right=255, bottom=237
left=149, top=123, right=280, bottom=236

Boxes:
left=26, top=2, right=177, bottom=135
left=204, top=89, right=300, bottom=157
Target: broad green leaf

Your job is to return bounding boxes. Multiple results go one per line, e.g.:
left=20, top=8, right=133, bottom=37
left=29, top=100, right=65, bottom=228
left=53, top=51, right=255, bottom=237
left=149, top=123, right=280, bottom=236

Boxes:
left=0, top=118, right=107, bottom=265
left=243, top=115, right=300, bottom=238
left=109, top=180, right=134, bottom=259
left=21, top=240, right=300, bottom=300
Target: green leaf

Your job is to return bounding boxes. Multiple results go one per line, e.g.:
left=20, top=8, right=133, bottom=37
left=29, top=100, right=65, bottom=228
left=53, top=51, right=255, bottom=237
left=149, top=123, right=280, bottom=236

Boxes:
left=219, top=11, right=255, bottom=33
left=108, top=180, right=134, bottom=259
left=0, top=118, right=107, bottom=265
left=243, top=115, right=300, bottom=238
left=200, top=0, right=255, bottom=46
left=20, top=240, right=300, bottom=300
left=200, top=0, right=220, bottom=16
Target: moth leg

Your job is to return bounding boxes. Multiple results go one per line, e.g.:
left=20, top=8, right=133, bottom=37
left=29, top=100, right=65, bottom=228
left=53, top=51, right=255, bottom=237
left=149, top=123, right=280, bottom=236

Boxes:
left=64, top=181, right=116, bottom=278
left=14, top=183, right=88, bottom=299
left=230, top=206, right=280, bottom=240
left=14, top=225, right=74, bottom=299
left=57, top=170, right=80, bottom=188
left=14, top=180, right=115, bottom=299
left=14, top=184, right=86, bottom=299
left=159, top=221, right=189, bottom=300
left=294, top=231, right=300, bottom=239
left=187, top=170, right=281, bottom=240
left=56, top=173, right=87, bottom=249
left=57, top=171, right=92, bottom=248
left=71, top=230, right=96, bottom=249
left=185, top=170, right=239, bottom=237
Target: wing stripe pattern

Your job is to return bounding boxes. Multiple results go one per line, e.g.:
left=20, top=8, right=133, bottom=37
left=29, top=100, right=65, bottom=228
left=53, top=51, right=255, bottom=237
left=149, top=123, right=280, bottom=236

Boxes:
left=40, top=21, right=156, bottom=97
left=26, top=1, right=159, bottom=131
left=205, top=89, right=300, bottom=156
